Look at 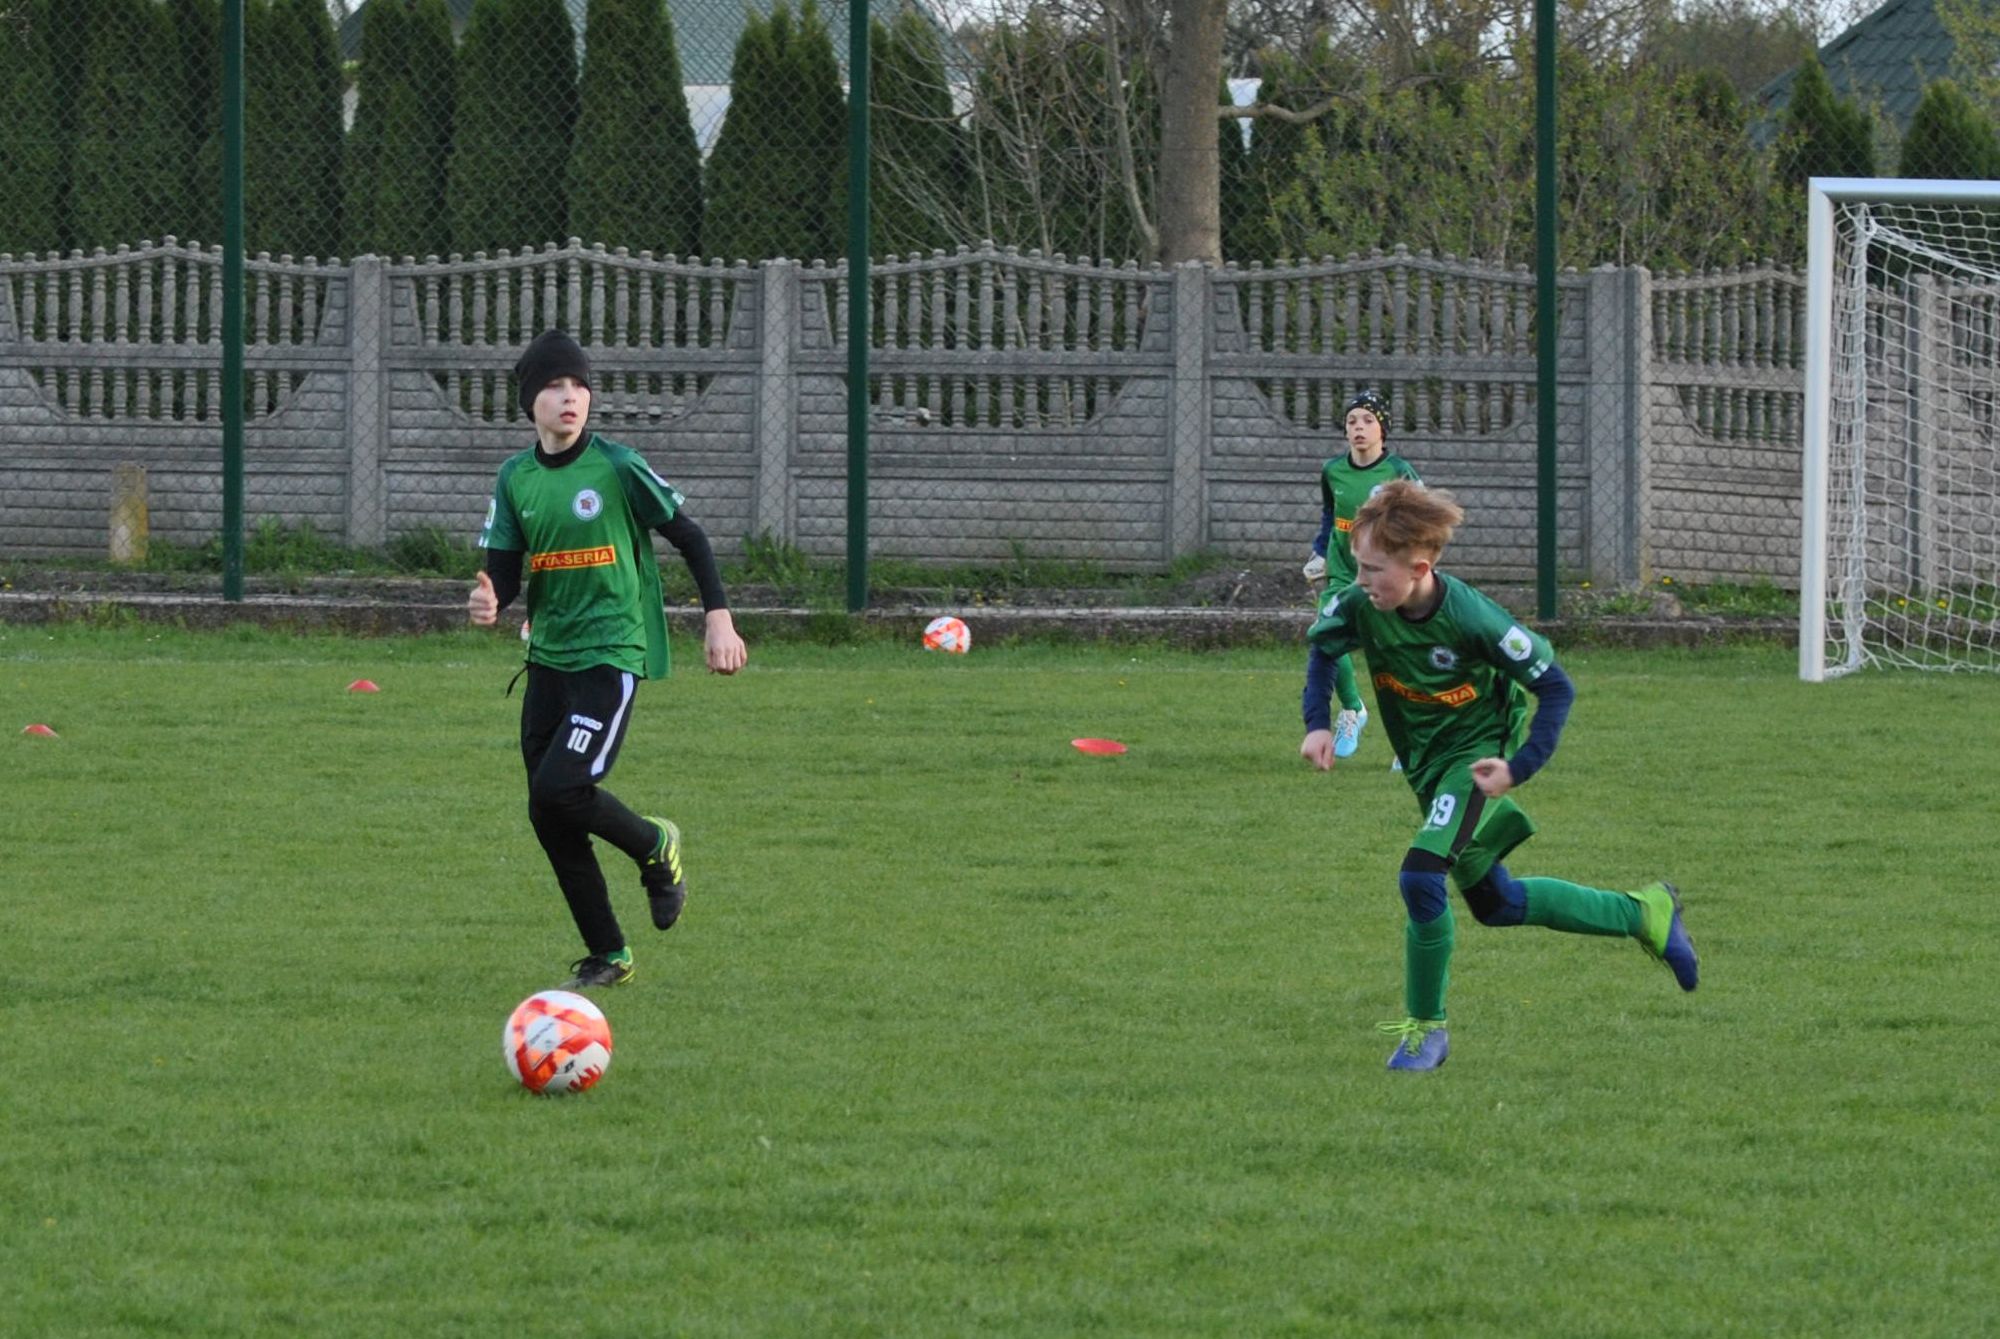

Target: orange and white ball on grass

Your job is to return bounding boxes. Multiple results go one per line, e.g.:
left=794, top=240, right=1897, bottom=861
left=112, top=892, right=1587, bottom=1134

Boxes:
left=504, top=989, right=612, bottom=1095
left=923, top=615, right=971, bottom=654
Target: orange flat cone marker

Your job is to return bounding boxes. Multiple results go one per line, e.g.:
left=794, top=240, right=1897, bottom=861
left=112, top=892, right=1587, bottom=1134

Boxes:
left=1071, top=737, right=1127, bottom=756
left=347, top=679, right=380, bottom=693
left=22, top=723, right=58, bottom=738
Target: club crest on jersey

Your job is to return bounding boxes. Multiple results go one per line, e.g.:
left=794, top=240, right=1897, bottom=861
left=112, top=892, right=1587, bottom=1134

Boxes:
left=1500, top=625, right=1534, bottom=661
left=1430, top=645, right=1459, bottom=670
left=572, top=488, right=603, bottom=521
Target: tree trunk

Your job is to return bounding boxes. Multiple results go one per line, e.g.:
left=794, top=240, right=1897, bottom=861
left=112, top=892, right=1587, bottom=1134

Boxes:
left=1157, top=0, right=1227, bottom=264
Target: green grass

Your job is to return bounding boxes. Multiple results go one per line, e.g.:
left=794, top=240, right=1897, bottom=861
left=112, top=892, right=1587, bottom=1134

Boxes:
left=3, top=627, right=1996, bottom=1337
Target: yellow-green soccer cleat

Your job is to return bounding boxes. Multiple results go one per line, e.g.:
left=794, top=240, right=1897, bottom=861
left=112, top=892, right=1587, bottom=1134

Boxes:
left=642, top=817, right=686, bottom=930
left=1632, top=880, right=1699, bottom=991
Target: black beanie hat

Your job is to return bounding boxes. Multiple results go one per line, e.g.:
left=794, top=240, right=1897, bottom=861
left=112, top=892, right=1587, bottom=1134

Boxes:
left=515, top=330, right=592, bottom=414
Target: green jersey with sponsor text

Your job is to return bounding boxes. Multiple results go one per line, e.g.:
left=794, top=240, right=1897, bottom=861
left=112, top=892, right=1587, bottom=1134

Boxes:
left=1307, top=572, right=1556, bottom=798
left=478, top=433, right=683, bottom=679
left=1318, top=450, right=1422, bottom=584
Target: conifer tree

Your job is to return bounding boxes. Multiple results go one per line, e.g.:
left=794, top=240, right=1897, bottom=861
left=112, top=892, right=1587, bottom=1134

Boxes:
left=168, top=0, right=221, bottom=246
left=345, top=0, right=455, bottom=258
left=0, top=0, right=64, bottom=254
left=869, top=11, right=960, bottom=258
left=1778, top=56, right=1875, bottom=187
left=705, top=1, right=846, bottom=263
left=449, top=0, right=577, bottom=255
left=70, top=0, right=187, bottom=249
left=1217, top=83, right=1257, bottom=265
left=243, top=0, right=343, bottom=257
left=1897, top=78, right=2000, bottom=180
left=568, top=0, right=703, bottom=257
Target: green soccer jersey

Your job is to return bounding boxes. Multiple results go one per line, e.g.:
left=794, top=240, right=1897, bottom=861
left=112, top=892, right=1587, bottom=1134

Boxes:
left=1318, top=451, right=1422, bottom=584
left=478, top=433, right=684, bottom=679
left=1307, top=573, right=1556, bottom=798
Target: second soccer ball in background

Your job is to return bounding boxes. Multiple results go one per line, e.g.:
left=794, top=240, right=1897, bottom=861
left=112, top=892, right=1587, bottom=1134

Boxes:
left=923, top=616, right=971, bottom=654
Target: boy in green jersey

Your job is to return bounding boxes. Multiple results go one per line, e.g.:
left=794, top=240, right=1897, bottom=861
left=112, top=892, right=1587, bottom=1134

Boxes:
left=1301, top=389, right=1422, bottom=760
left=469, top=330, right=748, bottom=990
left=1299, top=481, right=1697, bottom=1072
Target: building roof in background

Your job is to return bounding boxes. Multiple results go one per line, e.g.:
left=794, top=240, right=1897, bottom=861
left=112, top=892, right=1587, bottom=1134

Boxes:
left=337, top=0, right=960, bottom=86
left=1756, top=0, right=1959, bottom=131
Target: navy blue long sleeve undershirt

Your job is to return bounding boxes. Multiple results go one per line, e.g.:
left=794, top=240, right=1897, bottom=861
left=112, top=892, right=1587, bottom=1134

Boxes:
left=1505, top=662, right=1573, bottom=785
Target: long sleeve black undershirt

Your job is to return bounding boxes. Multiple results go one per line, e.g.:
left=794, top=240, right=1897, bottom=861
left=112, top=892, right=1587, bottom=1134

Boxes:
left=482, top=511, right=729, bottom=615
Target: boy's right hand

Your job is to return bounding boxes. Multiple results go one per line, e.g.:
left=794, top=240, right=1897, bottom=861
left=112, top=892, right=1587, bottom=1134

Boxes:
left=468, top=570, right=498, bottom=626
left=1302, top=553, right=1327, bottom=585
left=1300, top=729, right=1336, bottom=771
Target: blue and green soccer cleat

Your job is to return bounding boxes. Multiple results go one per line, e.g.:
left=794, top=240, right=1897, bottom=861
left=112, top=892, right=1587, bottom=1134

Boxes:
left=1632, top=880, right=1698, bottom=991
left=642, top=817, right=686, bottom=930
left=1333, top=706, right=1370, bottom=759
left=1379, top=1018, right=1449, bottom=1072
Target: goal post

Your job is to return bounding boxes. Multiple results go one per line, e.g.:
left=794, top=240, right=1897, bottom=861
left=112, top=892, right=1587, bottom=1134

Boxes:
left=1801, top=177, right=2000, bottom=680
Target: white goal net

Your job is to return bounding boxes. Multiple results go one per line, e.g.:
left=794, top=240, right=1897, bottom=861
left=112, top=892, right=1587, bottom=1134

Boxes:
left=1801, top=178, right=2000, bottom=679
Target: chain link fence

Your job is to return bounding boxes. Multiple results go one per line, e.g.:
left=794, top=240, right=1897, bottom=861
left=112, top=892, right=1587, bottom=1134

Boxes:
left=1, top=0, right=1996, bottom=600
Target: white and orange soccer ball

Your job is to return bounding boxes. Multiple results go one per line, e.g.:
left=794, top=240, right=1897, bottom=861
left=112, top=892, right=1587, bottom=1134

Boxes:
left=503, top=989, right=613, bottom=1095
left=923, top=615, right=971, bottom=654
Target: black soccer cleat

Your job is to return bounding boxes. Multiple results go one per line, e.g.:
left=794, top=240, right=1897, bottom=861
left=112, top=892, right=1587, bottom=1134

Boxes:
left=563, top=953, right=634, bottom=989
left=641, top=816, right=686, bottom=930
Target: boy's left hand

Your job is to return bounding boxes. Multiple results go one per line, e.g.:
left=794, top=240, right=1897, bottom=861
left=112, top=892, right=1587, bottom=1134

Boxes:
left=1470, top=757, right=1514, bottom=797
left=704, top=609, right=747, bottom=675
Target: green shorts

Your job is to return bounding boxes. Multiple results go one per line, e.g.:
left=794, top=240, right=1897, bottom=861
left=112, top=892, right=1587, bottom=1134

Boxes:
left=1408, top=758, right=1539, bottom=890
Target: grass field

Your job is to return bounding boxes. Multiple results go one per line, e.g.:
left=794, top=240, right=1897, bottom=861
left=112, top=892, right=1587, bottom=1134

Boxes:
left=4, top=624, right=1996, bottom=1337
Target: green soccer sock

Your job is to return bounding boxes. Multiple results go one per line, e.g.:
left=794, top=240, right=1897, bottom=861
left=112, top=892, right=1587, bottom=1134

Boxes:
left=1334, top=654, right=1364, bottom=713
left=1519, top=877, right=1645, bottom=938
left=1404, top=907, right=1456, bottom=1022
left=605, top=946, right=633, bottom=966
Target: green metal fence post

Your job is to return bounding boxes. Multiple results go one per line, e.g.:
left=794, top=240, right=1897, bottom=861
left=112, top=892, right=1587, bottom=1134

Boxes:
left=221, top=0, right=245, bottom=601
left=845, top=0, right=871, bottom=613
left=1534, top=0, right=1558, bottom=621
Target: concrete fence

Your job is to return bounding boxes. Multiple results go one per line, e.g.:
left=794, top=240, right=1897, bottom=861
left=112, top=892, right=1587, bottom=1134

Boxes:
left=0, top=238, right=1808, bottom=585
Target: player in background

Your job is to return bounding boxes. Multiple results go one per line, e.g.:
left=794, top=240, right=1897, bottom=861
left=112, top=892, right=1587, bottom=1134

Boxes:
left=1302, top=389, right=1422, bottom=761
left=1299, top=481, right=1697, bottom=1072
left=469, top=329, right=748, bottom=990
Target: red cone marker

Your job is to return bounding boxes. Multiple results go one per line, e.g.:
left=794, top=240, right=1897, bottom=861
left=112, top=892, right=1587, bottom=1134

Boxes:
left=1071, top=737, right=1127, bottom=756
left=22, top=723, right=58, bottom=738
left=347, top=679, right=380, bottom=693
